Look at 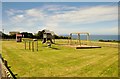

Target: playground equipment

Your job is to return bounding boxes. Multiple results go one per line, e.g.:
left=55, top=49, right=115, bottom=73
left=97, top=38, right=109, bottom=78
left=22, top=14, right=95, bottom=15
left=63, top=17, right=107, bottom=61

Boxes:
left=69, top=32, right=90, bottom=45
left=42, top=29, right=55, bottom=45
left=24, top=39, right=38, bottom=52
left=69, top=32, right=101, bottom=49
left=16, top=34, right=22, bottom=42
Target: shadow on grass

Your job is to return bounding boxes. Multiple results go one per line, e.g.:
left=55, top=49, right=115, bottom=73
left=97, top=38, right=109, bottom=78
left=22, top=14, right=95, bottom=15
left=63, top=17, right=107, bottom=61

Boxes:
left=41, top=43, right=61, bottom=50
left=50, top=47, right=60, bottom=50
left=42, top=45, right=60, bottom=50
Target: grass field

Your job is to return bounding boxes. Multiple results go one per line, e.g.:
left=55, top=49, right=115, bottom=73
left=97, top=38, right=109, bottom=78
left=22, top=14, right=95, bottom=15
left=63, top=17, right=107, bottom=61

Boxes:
left=1, top=40, right=118, bottom=77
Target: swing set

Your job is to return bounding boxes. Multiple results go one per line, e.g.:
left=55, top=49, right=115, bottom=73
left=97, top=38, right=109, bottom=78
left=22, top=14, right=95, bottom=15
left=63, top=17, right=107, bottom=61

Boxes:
left=68, top=32, right=101, bottom=49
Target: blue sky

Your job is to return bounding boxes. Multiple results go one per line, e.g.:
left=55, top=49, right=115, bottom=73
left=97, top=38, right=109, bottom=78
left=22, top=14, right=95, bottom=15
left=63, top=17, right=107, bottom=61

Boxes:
left=2, top=0, right=120, bottom=2
left=2, top=2, right=118, bottom=35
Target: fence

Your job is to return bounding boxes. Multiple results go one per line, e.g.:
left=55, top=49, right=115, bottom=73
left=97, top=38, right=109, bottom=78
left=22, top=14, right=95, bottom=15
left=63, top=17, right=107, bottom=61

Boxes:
left=0, top=54, right=17, bottom=79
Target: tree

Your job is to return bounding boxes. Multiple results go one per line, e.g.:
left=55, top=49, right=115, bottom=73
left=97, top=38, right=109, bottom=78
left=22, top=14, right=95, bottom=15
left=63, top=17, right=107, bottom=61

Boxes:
left=37, top=31, right=43, bottom=39
left=1, top=31, right=9, bottom=39
left=21, top=32, right=33, bottom=38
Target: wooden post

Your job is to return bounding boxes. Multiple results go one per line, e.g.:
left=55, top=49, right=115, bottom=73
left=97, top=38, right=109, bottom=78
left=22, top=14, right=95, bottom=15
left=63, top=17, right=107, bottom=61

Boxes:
left=70, top=33, right=72, bottom=45
left=68, top=36, right=70, bottom=44
left=54, top=38, right=55, bottom=44
left=78, top=34, right=81, bottom=46
left=4, top=60, right=7, bottom=67
left=46, top=36, right=47, bottom=44
left=87, top=33, right=90, bottom=46
left=29, top=41, right=31, bottom=50
left=32, top=41, right=34, bottom=52
left=78, top=34, right=79, bottom=44
left=25, top=41, right=26, bottom=50
left=53, top=35, right=55, bottom=44
left=36, top=41, right=38, bottom=51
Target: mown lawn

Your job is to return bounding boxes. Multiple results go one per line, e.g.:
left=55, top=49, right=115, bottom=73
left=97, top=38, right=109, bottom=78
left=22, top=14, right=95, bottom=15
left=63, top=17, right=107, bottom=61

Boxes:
left=1, top=40, right=118, bottom=77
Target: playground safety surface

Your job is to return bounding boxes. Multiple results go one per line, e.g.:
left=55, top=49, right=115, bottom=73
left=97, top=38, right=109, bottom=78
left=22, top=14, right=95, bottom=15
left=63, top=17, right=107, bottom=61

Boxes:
left=59, top=44, right=101, bottom=49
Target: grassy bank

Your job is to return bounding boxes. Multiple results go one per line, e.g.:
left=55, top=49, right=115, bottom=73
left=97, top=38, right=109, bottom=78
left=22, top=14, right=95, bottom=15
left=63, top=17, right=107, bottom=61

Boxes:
left=1, top=40, right=118, bottom=77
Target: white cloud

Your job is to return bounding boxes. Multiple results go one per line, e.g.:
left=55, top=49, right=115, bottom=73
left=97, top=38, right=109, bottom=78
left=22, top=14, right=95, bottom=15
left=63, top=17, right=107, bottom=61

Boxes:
left=4, top=4, right=118, bottom=35
left=41, top=4, right=78, bottom=12
left=48, top=5, right=117, bottom=24
left=6, top=9, right=24, bottom=16
left=17, top=15, right=24, bottom=18
left=25, top=9, right=45, bottom=18
left=10, top=14, right=25, bottom=23
left=42, top=5, right=118, bottom=34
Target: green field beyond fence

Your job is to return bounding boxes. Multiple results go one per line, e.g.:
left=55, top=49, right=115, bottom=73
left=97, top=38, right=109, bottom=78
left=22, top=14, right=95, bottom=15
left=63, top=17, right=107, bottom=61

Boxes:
left=1, top=40, right=118, bottom=77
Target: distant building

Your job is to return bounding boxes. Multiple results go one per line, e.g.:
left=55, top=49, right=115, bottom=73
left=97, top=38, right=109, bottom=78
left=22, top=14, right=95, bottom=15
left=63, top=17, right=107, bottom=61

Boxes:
left=16, top=34, right=22, bottom=42
left=9, top=31, right=20, bottom=35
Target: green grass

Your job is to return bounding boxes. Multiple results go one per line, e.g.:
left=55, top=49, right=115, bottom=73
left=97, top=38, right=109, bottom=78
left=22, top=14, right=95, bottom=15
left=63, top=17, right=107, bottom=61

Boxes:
left=1, top=40, right=118, bottom=77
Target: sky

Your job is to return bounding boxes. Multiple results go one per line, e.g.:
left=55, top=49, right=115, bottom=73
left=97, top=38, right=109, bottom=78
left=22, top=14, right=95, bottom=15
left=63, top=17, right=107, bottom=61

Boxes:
left=2, top=2, right=118, bottom=35
left=1, top=0, right=120, bottom=2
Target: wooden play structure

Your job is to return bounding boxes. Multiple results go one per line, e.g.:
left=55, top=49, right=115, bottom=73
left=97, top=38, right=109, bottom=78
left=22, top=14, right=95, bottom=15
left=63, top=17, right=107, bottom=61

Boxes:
left=42, top=29, right=55, bottom=44
left=70, top=32, right=90, bottom=45
left=69, top=32, right=101, bottom=49
left=16, top=34, right=22, bottom=42
left=24, top=39, right=38, bottom=52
